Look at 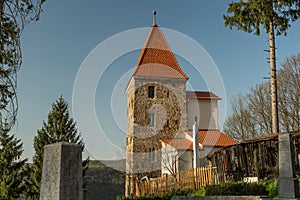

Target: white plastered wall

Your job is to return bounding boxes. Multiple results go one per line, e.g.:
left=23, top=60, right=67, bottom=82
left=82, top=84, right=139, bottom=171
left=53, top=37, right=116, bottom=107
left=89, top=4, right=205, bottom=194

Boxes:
left=187, top=99, right=218, bottom=130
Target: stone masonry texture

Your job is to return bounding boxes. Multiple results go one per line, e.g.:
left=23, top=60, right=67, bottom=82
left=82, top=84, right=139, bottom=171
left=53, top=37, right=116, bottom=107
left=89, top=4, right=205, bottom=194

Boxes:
left=126, top=77, right=187, bottom=174
left=39, top=142, right=83, bottom=200
left=125, top=76, right=187, bottom=195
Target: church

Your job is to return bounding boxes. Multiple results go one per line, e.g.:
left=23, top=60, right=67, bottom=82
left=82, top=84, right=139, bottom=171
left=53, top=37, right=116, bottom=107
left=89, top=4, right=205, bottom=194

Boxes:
left=125, top=12, right=236, bottom=196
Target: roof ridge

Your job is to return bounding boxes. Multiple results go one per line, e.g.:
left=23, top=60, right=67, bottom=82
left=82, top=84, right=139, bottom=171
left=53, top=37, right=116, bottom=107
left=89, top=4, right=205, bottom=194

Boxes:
left=186, top=91, right=222, bottom=100
left=185, top=130, right=237, bottom=147
left=134, top=27, right=155, bottom=70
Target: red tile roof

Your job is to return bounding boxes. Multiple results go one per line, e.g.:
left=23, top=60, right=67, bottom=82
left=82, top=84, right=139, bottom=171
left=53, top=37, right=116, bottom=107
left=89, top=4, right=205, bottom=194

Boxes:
left=133, top=25, right=188, bottom=80
left=186, top=130, right=237, bottom=147
left=160, top=138, right=202, bottom=151
left=161, top=130, right=236, bottom=150
left=186, top=91, right=221, bottom=100
left=134, top=63, right=185, bottom=79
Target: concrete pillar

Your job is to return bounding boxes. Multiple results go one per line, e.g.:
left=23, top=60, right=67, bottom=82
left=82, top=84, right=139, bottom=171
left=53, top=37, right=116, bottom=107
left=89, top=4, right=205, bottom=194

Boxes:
left=40, top=142, right=83, bottom=200
left=278, top=132, right=300, bottom=199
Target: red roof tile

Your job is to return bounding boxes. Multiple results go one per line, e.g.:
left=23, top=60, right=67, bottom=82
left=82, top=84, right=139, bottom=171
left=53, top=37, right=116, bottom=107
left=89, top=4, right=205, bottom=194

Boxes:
left=160, top=138, right=202, bottom=151
left=133, top=25, right=188, bottom=80
left=186, top=130, right=237, bottom=147
left=186, top=91, right=221, bottom=100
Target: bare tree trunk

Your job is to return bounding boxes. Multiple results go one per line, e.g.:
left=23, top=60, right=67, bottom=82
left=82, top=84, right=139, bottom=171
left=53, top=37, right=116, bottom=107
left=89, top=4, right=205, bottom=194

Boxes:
left=269, top=20, right=279, bottom=133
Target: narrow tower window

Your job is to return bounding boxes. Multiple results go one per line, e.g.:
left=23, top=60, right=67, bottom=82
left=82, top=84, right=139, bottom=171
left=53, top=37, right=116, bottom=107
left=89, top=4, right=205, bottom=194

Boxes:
left=148, top=86, right=155, bottom=98
left=149, top=113, right=155, bottom=127
left=149, top=148, right=156, bottom=162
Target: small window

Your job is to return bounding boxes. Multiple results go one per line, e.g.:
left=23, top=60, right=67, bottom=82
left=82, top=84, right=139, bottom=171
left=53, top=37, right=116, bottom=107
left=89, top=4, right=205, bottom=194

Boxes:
left=149, top=113, right=155, bottom=127
left=149, top=148, right=156, bottom=161
left=148, top=86, right=155, bottom=98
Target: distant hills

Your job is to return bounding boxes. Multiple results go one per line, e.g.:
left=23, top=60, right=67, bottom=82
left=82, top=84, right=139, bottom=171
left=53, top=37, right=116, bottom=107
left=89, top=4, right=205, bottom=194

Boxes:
left=84, top=159, right=125, bottom=200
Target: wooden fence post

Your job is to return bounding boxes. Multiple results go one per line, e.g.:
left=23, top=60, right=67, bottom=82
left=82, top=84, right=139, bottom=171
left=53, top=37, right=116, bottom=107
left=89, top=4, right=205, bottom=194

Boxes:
left=135, top=165, right=214, bottom=196
left=135, top=180, right=140, bottom=197
left=209, top=164, right=213, bottom=184
left=165, top=174, right=168, bottom=192
left=193, top=168, right=196, bottom=190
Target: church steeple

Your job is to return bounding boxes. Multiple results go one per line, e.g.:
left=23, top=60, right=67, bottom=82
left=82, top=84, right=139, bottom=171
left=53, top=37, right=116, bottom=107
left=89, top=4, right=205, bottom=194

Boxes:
left=132, top=11, right=188, bottom=80
left=125, top=12, right=188, bottom=197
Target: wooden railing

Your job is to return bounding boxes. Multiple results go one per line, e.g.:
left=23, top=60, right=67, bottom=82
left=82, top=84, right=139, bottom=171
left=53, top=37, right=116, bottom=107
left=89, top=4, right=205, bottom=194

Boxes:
left=136, top=165, right=213, bottom=196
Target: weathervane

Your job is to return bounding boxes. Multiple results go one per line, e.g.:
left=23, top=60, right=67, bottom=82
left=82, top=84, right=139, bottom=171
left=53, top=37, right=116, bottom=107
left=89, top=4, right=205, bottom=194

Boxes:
left=152, top=10, right=157, bottom=26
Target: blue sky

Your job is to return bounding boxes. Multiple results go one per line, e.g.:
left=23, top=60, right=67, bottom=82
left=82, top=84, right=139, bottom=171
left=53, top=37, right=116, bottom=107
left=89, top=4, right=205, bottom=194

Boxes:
left=15, top=0, right=300, bottom=160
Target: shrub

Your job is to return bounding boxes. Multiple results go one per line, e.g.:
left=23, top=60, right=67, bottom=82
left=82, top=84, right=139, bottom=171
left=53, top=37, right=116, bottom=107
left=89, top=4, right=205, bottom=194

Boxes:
left=204, top=181, right=267, bottom=196
left=116, top=189, right=189, bottom=200
left=262, top=179, right=278, bottom=199
left=188, top=187, right=206, bottom=196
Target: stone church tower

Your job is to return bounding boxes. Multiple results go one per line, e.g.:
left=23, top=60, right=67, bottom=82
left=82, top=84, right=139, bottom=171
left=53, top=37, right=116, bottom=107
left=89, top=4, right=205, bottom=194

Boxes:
left=125, top=12, right=189, bottom=196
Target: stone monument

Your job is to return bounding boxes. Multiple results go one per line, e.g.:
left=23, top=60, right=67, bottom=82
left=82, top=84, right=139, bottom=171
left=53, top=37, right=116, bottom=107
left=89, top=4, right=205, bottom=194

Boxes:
left=39, top=142, right=83, bottom=200
left=278, top=132, right=300, bottom=199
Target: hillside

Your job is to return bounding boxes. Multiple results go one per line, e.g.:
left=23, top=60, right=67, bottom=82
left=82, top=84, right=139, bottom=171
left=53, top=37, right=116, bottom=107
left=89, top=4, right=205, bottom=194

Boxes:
left=84, top=160, right=125, bottom=200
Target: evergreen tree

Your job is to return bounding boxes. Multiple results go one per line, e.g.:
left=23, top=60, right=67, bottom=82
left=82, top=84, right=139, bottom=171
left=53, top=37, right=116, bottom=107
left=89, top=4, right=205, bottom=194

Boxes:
left=0, top=125, right=29, bottom=199
left=31, top=96, right=87, bottom=196
left=224, top=0, right=300, bottom=133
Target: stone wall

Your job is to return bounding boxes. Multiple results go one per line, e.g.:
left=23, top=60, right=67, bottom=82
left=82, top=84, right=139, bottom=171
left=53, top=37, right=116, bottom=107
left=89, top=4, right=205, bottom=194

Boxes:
left=127, top=76, right=187, bottom=174
left=125, top=76, right=188, bottom=196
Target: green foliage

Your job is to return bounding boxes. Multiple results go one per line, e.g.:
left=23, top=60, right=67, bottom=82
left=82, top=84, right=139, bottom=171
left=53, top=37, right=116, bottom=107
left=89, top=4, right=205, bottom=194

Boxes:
left=116, top=190, right=189, bottom=200
left=117, top=181, right=267, bottom=199
left=0, top=129, right=29, bottom=199
left=224, top=0, right=300, bottom=36
left=224, top=1, right=300, bottom=135
left=204, top=181, right=267, bottom=196
left=0, top=0, right=47, bottom=131
left=31, top=96, right=88, bottom=197
left=258, top=178, right=300, bottom=199
left=262, top=177, right=300, bottom=199
left=121, top=178, right=300, bottom=199
left=188, top=187, right=206, bottom=196
left=262, top=179, right=278, bottom=199
left=0, top=6, right=46, bottom=193
left=0, top=0, right=46, bottom=66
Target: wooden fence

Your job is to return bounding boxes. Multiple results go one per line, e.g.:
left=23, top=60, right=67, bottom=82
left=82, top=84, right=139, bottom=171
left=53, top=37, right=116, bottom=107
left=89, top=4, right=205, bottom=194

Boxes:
left=207, top=132, right=300, bottom=183
left=136, top=165, right=213, bottom=196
